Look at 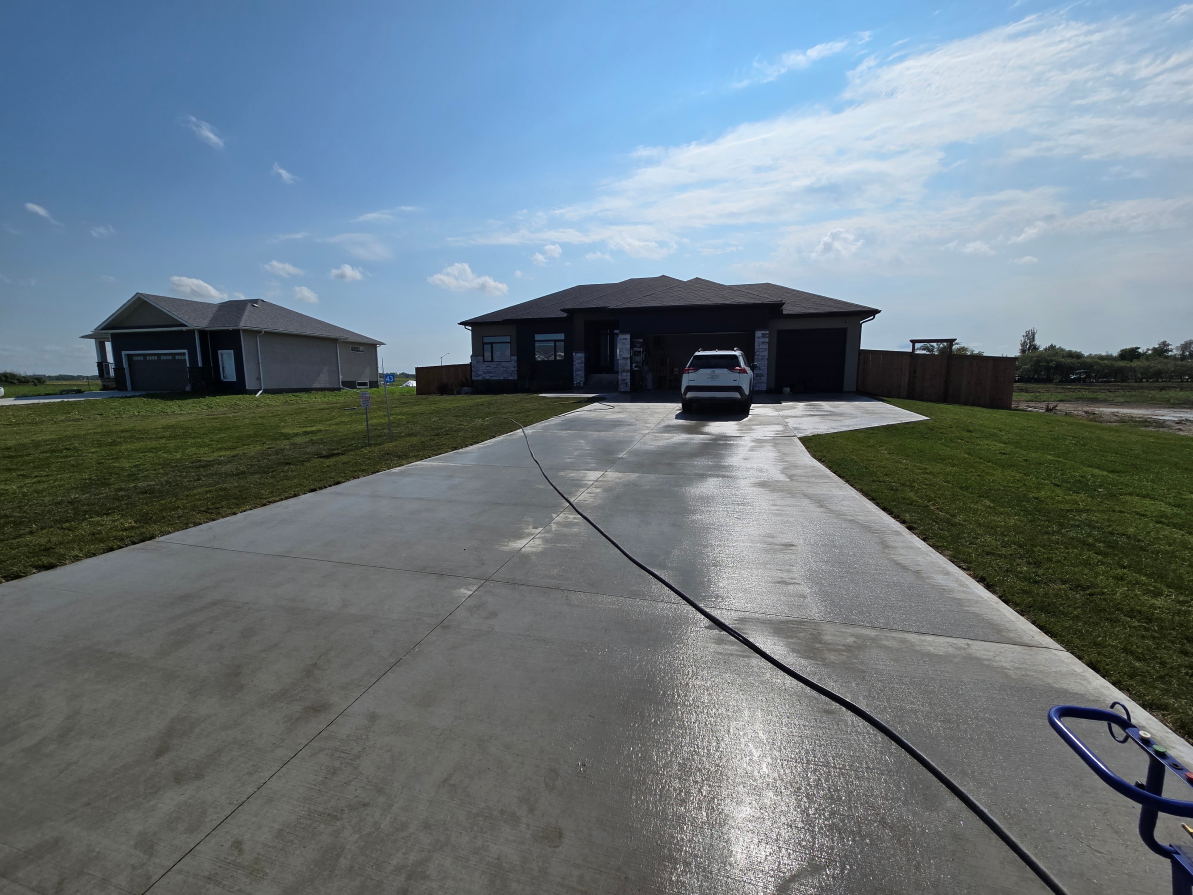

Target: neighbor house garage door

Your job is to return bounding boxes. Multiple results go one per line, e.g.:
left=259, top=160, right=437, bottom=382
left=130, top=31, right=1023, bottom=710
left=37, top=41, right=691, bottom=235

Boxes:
left=773, top=328, right=847, bottom=393
left=126, top=352, right=189, bottom=391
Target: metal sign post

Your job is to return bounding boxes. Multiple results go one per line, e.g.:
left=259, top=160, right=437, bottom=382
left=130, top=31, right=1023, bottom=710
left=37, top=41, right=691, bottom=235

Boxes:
left=382, top=372, right=395, bottom=438
left=360, top=390, right=371, bottom=445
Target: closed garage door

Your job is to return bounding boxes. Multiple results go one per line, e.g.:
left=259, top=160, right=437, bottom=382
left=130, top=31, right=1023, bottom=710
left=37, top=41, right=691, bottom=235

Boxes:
left=773, top=328, right=847, bottom=393
left=127, top=352, right=190, bottom=391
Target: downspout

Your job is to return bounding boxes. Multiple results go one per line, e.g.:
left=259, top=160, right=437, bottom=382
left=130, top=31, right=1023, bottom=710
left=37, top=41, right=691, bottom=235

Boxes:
left=336, top=340, right=345, bottom=390
left=255, top=331, right=265, bottom=396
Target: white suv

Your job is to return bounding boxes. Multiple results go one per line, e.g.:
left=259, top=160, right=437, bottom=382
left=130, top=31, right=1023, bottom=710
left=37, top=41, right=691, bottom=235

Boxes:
left=681, top=349, right=754, bottom=413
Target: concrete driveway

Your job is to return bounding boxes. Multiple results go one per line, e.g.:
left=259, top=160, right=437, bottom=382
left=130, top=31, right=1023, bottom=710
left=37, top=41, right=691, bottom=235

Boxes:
left=1, top=395, right=1186, bottom=894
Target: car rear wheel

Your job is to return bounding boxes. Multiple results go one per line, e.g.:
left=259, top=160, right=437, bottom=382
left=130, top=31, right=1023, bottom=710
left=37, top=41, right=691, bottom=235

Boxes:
left=681, top=399, right=693, bottom=413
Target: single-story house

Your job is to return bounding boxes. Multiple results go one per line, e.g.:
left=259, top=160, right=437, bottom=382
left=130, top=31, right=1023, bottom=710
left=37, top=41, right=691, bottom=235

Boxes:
left=460, top=276, right=880, bottom=393
left=82, top=293, right=383, bottom=393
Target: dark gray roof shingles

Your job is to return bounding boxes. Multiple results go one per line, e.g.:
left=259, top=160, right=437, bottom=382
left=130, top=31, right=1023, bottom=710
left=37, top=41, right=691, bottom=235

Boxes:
left=97, top=294, right=382, bottom=344
left=460, top=276, right=877, bottom=324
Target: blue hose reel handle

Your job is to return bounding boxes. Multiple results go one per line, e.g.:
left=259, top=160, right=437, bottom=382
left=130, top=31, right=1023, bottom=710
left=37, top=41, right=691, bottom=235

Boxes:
left=1049, top=705, right=1193, bottom=816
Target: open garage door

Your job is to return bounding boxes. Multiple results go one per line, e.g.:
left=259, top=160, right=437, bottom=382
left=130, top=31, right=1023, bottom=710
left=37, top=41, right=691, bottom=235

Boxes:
left=126, top=351, right=189, bottom=391
left=773, top=328, right=847, bottom=393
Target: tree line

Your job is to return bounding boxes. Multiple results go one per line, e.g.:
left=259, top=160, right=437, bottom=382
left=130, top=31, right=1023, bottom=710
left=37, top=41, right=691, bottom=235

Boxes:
left=1016, top=329, right=1193, bottom=382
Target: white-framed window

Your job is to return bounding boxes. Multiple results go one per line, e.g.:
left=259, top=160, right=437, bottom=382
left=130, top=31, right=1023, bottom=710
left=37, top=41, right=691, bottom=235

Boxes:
left=218, top=350, right=236, bottom=382
left=483, top=335, right=511, bottom=362
left=534, top=333, right=566, bottom=361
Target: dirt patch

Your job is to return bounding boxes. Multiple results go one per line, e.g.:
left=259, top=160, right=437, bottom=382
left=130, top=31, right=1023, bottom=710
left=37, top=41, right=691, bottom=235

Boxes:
left=1015, top=401, right=1193, bottom=436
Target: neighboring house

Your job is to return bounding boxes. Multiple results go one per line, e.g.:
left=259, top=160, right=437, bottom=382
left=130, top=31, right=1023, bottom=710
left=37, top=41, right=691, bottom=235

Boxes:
left=460, top=276, right=880, bottom=393
left=83, top=293, right=383, bottom=393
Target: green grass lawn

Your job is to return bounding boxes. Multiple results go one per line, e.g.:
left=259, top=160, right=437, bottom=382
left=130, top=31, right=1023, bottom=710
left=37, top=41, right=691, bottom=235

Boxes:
left=1014, top=381, right=1193, bottom=406
left=1, top=378, right=103, bottom=398
left=804, top=399, right=1193, bottom=738
left=0, top=390, right=584, bottom=583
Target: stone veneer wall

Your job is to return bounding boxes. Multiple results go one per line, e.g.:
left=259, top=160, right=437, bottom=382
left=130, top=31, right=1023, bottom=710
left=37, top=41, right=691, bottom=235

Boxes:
left=572, top=351, right=585, bottom=387
left=753, top=330, right=769, bottom=393
left=471, top=355, right=518, bottom=381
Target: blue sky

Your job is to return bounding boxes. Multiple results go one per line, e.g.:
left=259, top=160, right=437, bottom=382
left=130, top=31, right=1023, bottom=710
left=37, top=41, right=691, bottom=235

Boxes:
left=2, top=0, right=1191, bottom=373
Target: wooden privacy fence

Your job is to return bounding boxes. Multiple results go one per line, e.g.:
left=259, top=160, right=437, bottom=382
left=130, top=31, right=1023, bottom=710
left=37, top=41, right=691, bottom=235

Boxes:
left=857, top=350, right=1016, bottom=409
left=414, top=363, right=472, bottom=395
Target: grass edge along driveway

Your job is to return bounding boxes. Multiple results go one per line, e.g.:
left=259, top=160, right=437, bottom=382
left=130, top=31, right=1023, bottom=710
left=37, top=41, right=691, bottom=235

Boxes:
left=803, top=398, right=1193, bottom=740
left=1, top=391, right=585, bottom=584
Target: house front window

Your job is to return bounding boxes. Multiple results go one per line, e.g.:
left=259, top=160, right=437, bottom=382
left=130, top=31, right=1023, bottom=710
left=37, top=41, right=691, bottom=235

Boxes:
left=483, top=336, right=511, bottom=362
left=534, top=333, right=565, bottom=361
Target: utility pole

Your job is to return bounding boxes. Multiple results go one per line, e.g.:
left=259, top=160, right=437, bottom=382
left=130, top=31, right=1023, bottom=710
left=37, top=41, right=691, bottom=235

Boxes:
left=440, top=352, right=450, bottom=366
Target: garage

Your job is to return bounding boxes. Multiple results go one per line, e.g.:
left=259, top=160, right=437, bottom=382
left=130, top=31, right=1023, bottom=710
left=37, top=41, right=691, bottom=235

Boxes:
left=773, top=328, right=847, bottom=393
left=126, top=351, right=189, bottom=391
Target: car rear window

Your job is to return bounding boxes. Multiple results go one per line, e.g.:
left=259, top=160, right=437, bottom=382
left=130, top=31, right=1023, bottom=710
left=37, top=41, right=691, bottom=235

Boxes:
left=687, top=353, right=741, bottom=369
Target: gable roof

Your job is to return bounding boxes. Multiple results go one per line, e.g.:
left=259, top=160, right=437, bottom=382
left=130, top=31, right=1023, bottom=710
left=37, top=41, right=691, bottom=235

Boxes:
left=459, top=276, right=879, bottom=325
left=87, top=293, right=382, bottom=344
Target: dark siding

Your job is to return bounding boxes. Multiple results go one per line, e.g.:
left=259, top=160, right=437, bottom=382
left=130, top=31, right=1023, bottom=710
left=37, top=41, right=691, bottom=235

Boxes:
left=515, top=320, right=571, bottom=390
left=616, top=306, right=770, bottom=335
left=207, top=330, right=248, bottom=392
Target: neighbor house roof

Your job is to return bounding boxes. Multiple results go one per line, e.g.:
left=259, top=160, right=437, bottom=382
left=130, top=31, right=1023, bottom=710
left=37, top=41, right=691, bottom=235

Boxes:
left=460, top=276, right=879, bottom=325
left=86, top=294, right=382, bottom=344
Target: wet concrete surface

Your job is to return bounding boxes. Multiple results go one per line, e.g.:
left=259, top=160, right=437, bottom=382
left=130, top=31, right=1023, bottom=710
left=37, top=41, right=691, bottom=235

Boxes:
left=1, top=394, right=1186, bottom=893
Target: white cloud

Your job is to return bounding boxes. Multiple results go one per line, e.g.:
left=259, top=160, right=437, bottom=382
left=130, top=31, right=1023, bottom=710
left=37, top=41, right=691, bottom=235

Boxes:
left=811, top=228, right=864, bottom=259
left=293, top=286, right=318, bottom=304
left=961, top=240, right=996, bottom=256
left=168, top=276, right=226, bottom=300
left=531, top=252, right=547, bottom=265
left=586, top=251, right=613, bottom=261
left=427, top=263, right=508, bottom=296
left=25, top=203, right=61, bottom=226
left=100, top=274, right=116, bottom=282
left=330, top=263, right=365, bottom=281
left=261, top=260, right=304, bottom=277
left=90, top=224, right=115, bottom=238
left=324, top=232, right=391, bottom=261
left=1011, top=255, right=1039, bottom=264
left=232, top=292, right=248, bottom=300
left=467, top=10, right=1193, bottom=280
left=740, top=37, right=854, bottom=86
left=182, top=115, right=224, bottom=149
left=272, top=163, right=299, bottom=185
left=271, top=231, right=309, bottom=242
left=542, top=243, right=562, bottom=258
left=514, top=270, right=527, bottom=278
left=353, top=206, right=420, bottom=223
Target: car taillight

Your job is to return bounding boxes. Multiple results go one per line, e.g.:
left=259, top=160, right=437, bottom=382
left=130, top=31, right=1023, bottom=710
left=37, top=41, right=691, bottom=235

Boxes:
left=730, top=366, right=750, bottom=374
left=682, top=366, right=698, bottom=373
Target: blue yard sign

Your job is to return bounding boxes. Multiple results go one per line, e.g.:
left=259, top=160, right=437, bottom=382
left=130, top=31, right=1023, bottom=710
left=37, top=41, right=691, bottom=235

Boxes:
left=383, top=373, right=396, bottom=384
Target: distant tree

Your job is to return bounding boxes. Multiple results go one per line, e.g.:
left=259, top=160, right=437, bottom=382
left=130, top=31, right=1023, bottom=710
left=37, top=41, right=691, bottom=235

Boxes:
left=1117, top=346, right=1143, bottom=362
left=1148, top=340, right=1174, bottom=358
left=1019, top=327, right=1040, bottom=355
left=1180, top=339, right=1193, bottom=361
left=914, top=341, right=982, bottom=355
